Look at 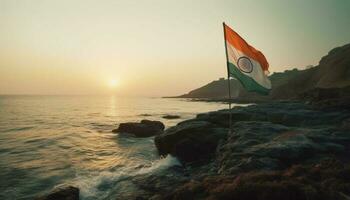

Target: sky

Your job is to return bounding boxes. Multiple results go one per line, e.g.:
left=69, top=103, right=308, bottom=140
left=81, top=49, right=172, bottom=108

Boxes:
left=1, top=0, right=349, bottom=96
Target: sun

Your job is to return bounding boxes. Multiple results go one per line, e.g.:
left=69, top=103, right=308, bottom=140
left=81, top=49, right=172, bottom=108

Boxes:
left=109, top=79, right=119, bottom=88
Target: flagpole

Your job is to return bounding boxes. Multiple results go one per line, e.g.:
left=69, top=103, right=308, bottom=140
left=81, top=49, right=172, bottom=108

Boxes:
left=223, top=22, right=232, bottom=134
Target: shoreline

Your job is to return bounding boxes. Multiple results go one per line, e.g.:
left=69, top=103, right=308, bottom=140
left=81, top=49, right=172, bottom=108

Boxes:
left=39, top=100, right=350, bottom=200
left=143, top=101, right=350, bottom=199
left=162, top=96, right=271, bottom=104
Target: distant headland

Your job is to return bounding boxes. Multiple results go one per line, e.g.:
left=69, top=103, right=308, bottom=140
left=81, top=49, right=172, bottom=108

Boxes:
left=168, top=43, right=350, bottom=106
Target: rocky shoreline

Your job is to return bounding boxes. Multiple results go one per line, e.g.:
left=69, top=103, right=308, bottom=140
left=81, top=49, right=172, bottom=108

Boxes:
left=146, top=101, right=350, bottom=200
left=39, top=100, right=350, bottom=200
left=144, top=101, right=349, bottom=200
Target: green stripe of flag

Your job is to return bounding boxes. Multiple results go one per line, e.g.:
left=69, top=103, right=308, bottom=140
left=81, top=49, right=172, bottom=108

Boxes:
left=228, top=62, right=270, bottom=95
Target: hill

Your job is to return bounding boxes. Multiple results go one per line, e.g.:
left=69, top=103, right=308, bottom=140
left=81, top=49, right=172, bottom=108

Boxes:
left=177, top=78, right=240, bottom=99
left=175, top=43, right=350, bottom=102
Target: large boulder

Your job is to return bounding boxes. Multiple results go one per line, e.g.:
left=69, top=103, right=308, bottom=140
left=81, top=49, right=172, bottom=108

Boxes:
left=162, top=115, right=181, bottom=119
left=154, top=121, right=228, bottom=163
left=131, top=165, right=188, bottom=199
left=113, top=120, right=165, bottom=137
left=36, top=186, right=79, bottom=200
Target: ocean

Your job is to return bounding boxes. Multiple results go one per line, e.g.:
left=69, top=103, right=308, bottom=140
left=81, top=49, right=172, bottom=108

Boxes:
left=0, top=95, right=228, bottom=199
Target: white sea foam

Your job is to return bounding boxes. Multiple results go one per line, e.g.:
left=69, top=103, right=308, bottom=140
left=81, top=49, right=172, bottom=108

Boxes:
left=137, top=155, right=181, bottom=174
left=73, top=155, right=181, bottom=199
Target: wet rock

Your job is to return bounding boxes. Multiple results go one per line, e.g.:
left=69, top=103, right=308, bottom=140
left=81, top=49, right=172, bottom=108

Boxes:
left=140, top=120, right=165, bottom=130
left=162, top=115, right=181, bottom=119
left=113, top=120, right=165, bottom=137
left=139, top=114, right=152, bottom=117
left=155, top=121, right=228, bottom=163
left=131, top=165, right=189, bottom=196
left=108, top=159, right=188, bottom=200
left=37, top=186, right=79, bottom=200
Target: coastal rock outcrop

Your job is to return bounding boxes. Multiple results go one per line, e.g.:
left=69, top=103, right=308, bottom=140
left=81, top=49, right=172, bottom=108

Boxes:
left=162, top=115, right=181, bottom=119
left=113, top=120, right=165, bottom=137
left=150, top=101, right=350, bottom=199
left=155, top=102, right=350, bottom=165
left=154, top=121, right=227, bottom=163
left=37, top=186, right=79, bottom=200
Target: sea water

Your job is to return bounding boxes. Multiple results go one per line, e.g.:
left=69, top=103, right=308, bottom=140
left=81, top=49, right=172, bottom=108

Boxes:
left=0, top=96, right=228, bottom=199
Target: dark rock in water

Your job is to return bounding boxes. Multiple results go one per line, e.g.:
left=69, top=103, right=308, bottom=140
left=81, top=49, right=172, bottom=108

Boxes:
left=131, top=165, right=189, bottom=198
left=112, top=120, right=165, bottom=137
left=140, top=120, right=165, bottom=130
left=104, top=158, right=188, bottom=200
left=37, top=186, right=79, bottom=200
left=155, top=121, right=228, bottom=163
left=139, top=113, right=152, bottom=116
left=162, top=115, right=181, bottom=119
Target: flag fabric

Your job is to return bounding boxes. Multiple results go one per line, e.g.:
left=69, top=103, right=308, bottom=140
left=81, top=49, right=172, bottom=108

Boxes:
left=223, top=23, right=271, bottom=95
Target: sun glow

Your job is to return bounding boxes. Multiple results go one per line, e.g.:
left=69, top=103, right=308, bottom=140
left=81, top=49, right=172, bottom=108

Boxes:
left=109, top=79, right=119, bottom=88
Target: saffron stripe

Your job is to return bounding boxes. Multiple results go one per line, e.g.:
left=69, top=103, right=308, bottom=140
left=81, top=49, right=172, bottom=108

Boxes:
left=224, top=24, right=269, bottom=72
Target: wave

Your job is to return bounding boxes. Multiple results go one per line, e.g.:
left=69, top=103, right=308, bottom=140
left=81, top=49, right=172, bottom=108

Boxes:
left=136, top=155, right=181, bottom=174
left=72, top=155, right=181, bottom=200
left=2, top=126, right=35, bottom=133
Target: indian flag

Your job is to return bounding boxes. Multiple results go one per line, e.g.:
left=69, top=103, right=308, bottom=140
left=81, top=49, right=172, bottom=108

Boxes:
left=223, top=23, right=271, bottom=95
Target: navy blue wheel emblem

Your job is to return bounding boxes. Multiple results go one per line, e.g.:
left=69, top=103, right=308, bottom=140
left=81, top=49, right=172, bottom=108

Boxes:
left=237, top=56, right=253, bottom=73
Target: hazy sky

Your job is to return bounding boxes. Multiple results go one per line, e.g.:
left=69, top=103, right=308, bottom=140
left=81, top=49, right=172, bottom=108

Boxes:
left=1, top=0, right=349, bottom=96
